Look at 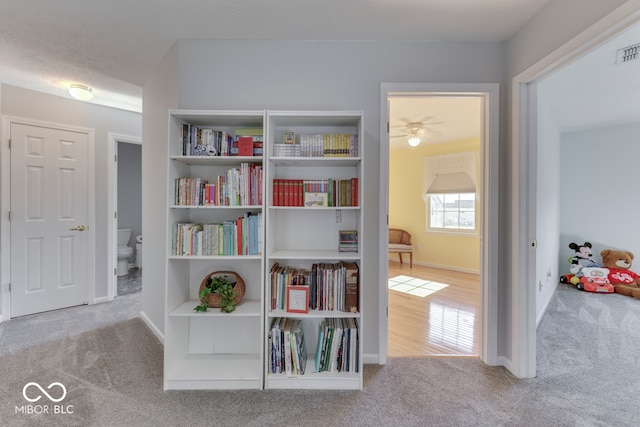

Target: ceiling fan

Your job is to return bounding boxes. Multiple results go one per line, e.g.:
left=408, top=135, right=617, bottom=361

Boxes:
left=390, top=119, right=442, bottom=147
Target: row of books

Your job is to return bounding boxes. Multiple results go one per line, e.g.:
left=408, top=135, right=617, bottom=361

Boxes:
left=268, top=318, right=307, bottom=376
left=179, top=125, right=263, bottom=157
left=338, top=230, right=358, bottom=253
left=315, top=318, right=359, bottom=373
left=269, top=261, right=359, bottom=313
left=267, top=317, right=359, bottom=375
left=172, top=213, right=262, bottom=256
left=272, top=178, right=358, bottom=207
left=173, top=163, right=263, bottom=206
left=272, top=133, right=358, bottom=158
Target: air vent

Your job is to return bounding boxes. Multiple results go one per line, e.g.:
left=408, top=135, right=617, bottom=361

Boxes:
left=616, top=43, right=640, bottom=63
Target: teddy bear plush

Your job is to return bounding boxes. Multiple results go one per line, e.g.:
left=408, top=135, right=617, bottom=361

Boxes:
left=600, top=249, right=640, bottom=299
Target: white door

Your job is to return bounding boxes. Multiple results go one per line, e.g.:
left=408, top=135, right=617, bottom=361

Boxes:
left=10, top=122, right=90, bottom=317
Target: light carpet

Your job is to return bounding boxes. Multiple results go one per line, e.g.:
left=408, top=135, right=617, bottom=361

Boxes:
left=1, top=284, right=639, bottom=426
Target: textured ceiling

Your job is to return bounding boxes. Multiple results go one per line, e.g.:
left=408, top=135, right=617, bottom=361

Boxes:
left=0, top=0, right=552, bottom=112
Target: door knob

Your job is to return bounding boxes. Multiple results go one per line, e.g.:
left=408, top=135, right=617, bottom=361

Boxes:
left=69, top=225, right=86, bottom=231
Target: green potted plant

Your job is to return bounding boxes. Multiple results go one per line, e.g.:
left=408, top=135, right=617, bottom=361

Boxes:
left=194, top=275, right=238, bottom=313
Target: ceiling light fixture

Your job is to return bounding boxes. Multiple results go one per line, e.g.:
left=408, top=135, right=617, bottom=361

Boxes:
left=408, top=136, right=421, bottom=147
left=68, top=84, right=93, bottom=101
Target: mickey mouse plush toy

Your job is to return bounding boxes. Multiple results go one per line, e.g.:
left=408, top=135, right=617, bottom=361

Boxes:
left=567, top=241, right=599, bottom=284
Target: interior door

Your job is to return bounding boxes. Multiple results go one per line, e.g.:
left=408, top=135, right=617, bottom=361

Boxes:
left=10, top=122, right=89, bottom=317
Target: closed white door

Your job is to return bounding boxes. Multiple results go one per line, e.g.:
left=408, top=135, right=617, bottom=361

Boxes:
left=10, top=123, right=89, bottom=317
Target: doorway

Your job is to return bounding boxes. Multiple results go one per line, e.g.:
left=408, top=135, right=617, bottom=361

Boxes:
left=379, top=83, right=499, bottom=366
left=387, top=95, right=482, bottom=357
left=107, top=133, right=142, bottom=299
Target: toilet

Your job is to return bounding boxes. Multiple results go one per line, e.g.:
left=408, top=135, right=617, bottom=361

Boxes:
left=117, top=228, right=134, bottom=276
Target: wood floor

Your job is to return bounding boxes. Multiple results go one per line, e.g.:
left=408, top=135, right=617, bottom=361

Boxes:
left=387, top=261, right=480, bottom=358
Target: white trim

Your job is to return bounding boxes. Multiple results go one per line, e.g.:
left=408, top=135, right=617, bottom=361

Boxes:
left=140, top=310, right=164, bottom=344
left=1, top=116, right=10, bottom=322
left=511, top=2, right=640, bottom=379
left=107, top=132, right=142, bottom=301
left=379, top=83, right=499, bottom=367
left=1, top=115, right=96, bottom=317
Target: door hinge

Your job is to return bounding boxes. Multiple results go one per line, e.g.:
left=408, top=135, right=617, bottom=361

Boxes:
left=114, top=211, right=117, bottom=219
left=8, top=283, right=11, bottom=292
left=8, top=211, right=11, bottom=221
left=114, top=154, right=117, bottom=162
left=387, top=122, right=389, bottom=133
left=8, top=139, right=11, bottom=149
left=531, top=240, right=537, bottom=249
left=114, top=268, right=117, bottom=276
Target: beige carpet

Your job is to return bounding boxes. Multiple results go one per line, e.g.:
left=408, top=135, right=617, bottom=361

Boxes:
left=1, top=285, right=639, bottom=426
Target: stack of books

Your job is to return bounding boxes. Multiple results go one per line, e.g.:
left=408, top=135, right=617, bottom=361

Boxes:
left=268, top=318, right=307, bottom=376
left=339, top=230, right=358, bottom=253
left=314, top=318, right=359, bottom=373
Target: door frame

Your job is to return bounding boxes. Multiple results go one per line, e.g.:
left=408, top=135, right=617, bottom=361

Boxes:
left=511, top=2, right=640, bottom=379
left=107, top=132, right=142, bottom=300
left=1, top=115, right=96, bottom=320
left=379, top=83, right=500, bottom=366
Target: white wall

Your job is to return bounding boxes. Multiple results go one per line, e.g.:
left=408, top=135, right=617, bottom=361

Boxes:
left=503, top=0, right=629, bottom=368
left=1, top=84, right=141, bottom=305
left=559, top=122, right=640, bottom=267
left=139, top=1, right=636, bottom=373
left=141, top=39, right=504, bottom=357
left=141, top=44, right=179, bottom=340
left=535, top=84, right=561, bottom=324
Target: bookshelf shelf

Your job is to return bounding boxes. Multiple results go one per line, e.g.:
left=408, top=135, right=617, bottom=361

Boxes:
left=170, top=205, right=263, bottom=210
left=165, top=354, right=262, bottom=390
left=264, top=110, right=364, bottom=390
left=170, top=300, right=262, bottom=317
left=267, top=309, right=360, bottom=319
left=268, top=250, right=359, bottom=260
left=268, top=206, right=359, bottom=211
left=168, top=254, right=262, bottom=260
left=171, top=155, right=263, bottom=165
left=269, top=157, right=361, bottom=167
left=164, top=110, right=266, bottom=391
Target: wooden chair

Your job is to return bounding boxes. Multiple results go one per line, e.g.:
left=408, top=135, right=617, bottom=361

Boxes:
left=388, top=228, right=413, bottom=268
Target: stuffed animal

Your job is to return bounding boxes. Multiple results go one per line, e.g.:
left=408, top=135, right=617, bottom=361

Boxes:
left=600, top=249, right=640, bottom=299
left=567, top=241, right=599, bottom=284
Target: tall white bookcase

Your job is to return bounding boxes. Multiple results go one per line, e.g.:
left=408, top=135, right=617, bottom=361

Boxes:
left=163, top=109, right=363, bottom=391
left=264, top=111, right=364, bottom=390
left=164, top=110, right=266, bottom=390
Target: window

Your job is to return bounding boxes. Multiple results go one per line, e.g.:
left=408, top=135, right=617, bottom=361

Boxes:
left=423, top=151, right=478, bottom=233
left=428, top=193, right=476, bottom=231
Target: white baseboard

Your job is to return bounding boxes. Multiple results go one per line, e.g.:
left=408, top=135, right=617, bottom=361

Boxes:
left=363, top=352, right=380, bottom=364
left=497, top=355, right=513, bottom=374
left=140, top=310, right=164, bottom=344
left=93, top=296, right=110, bottom=304
left=536, top=282, right=558, bottom=327
left=389, top=259, right=479, bottom=275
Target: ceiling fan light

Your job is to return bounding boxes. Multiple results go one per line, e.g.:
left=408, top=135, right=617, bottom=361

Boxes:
left=408, top=136, right=421, bottom=147
left=69, top=84, right=93, bottom=101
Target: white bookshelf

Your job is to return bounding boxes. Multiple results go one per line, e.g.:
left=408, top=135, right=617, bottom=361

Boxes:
left=164, top=109, right=266, bottom=390
left=264, top=110, right=364, bottom=390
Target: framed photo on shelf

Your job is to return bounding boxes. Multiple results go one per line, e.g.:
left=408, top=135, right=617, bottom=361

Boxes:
left=284, top=131, right=296, bottom=145
left=286, top=286, right=309, bottom=314
left=304, top=192, right=328, bottom=207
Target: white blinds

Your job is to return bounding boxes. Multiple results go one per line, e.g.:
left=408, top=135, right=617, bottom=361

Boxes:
left=423, top=151, right=477, bottom=195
